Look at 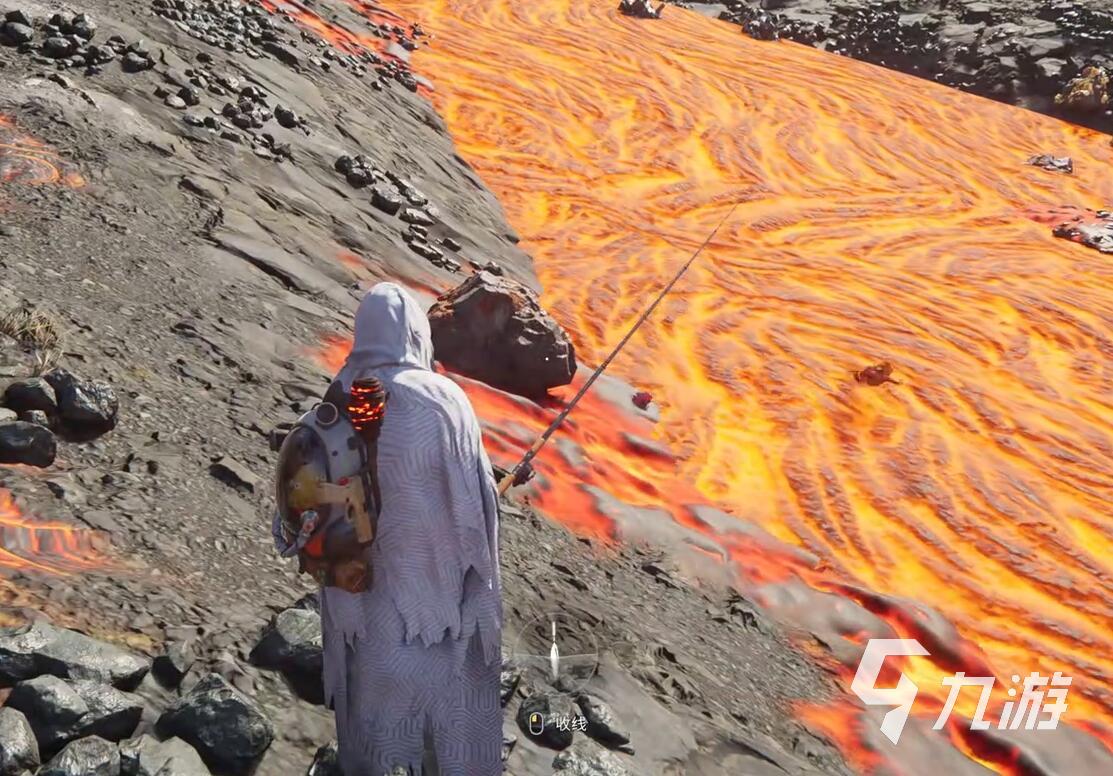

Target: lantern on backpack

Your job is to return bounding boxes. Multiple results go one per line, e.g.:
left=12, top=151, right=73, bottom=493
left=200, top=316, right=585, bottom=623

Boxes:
left=273, top=377, right=388, bottom=593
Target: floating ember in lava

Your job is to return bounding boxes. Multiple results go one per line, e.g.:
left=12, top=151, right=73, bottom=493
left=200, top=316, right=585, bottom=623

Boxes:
left=0, top=115, right=84, bottom=188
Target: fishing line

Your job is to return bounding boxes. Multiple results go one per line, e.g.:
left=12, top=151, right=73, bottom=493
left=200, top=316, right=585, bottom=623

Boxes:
left=499, top=200, right=742, bottom=494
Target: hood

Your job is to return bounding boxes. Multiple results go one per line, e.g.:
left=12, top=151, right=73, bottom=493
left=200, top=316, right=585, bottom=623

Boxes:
left=343, top=282, right=433, bottom=374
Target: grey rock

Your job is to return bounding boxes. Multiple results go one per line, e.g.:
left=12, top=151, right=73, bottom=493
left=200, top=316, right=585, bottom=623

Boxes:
left=370, top=187, right=402, bottom=215
left=152, top=641, right=195, bottom=689
left=552, top=742, right=632, bottom=775
left=398, top=207, right=434, bottom=226
left=1, top=22, right=34, bottom=45
left=209, top=456, right=258, bottom=492
left=118, top=734, right=210, bottom=776
left=122, top=52, right=153, bottom=73
left=274, top=106, right=299, bottom=128
left=0, top=707, right=40, bottom=776
left=499, top=663, right=520, bottom=706
left=248, top=608, right=323, bottom=704
left=166, top=95, right=187, bottom=109
left=428, top=272, right=578, bottom=397
left=41, top=37, right=76, bottom=58
left=37, top=736, right=120, bottom=776
left=20, top=410, right=50, bottom=428
left=4, top=10, right=32, bottom=27
left=0, top=421, right=56, bottom=467
left=0, top=620, right=150, bottom=690
left=576, top=694, right=632, bottom=751
left=305, top=741, right=340, bottom=776
left=3, top=378, right=57, bottom=414
left=155, top=674, right=273, bottom=774
left=6, top=676, right=143, bottom=757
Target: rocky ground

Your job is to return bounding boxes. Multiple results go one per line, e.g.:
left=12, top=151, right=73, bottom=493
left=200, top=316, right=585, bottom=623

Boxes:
left=675, top=0, right=1113, bottom=134
left=0, top=1, right=857, bottom=774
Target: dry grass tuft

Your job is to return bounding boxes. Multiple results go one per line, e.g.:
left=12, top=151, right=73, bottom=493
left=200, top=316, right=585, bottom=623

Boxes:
left=0, top=303, right=65, bottom=374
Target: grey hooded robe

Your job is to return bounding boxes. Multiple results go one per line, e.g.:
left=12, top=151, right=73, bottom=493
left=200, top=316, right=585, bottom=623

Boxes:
left=323, top=283, right=503, bottom=775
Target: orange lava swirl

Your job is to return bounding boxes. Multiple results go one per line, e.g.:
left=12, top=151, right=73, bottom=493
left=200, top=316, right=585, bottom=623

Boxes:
left=382, top=0, right=1113, bottom=752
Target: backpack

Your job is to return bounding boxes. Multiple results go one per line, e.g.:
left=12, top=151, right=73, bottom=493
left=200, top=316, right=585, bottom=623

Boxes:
left=273, top=378, right=387, bottom=593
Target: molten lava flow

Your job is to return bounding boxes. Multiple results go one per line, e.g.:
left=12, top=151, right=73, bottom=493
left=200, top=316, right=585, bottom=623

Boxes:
left=0, top=489, right=104, bottom=574
left=0, top=115, right=85, bottom=188
left=313, top=0, right=1113, bottom=769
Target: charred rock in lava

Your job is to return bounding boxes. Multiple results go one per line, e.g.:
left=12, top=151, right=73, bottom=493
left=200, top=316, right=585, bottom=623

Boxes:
left=155, top=673, right=274, bottom=775
left=0, top=620, right=151, bottom=690
left=619, top=0, right=665, bottom=20
left=43, top=368, right=119, bottom=435
left=3, top=377, right=58, bottom=415
left=853, top=361, right=899, bottom=386
left=428, top=271, right=578, bottom=398
left=1052, top=209, right=1113, bottom=253
left=248, top=607, right=323, bottom=705
left=6, top=675, right=143, bottom=758
left=306, top=741, right=341, bottom=776
left=0, top=420, right=55, bottom=467
left=37, top=735, right=120, bottom=776
left=1026, top=153, right=1073, bottom=173
left=0, top=706, right=40, bottom=775
left=118, top=734, right=210, bottom=776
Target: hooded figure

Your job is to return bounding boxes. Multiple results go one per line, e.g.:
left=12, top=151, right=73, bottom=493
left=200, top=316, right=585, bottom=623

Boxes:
left=322, top=282, right=502, bottom=775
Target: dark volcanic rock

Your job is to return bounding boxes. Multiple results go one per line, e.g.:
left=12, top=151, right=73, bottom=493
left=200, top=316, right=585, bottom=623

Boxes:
left=6, top=675, right=143, bottom=757
left=122, top=51, right=154, bottom=73
left=499, top=661, right=521, bottom=706
left=1, top=21, right=34, bottom=45
left=517, top=692, right=576, bottom=750
left=370, top=186, right=402, bottom=215
left=152, top=641, right=195, bottom=689
left=305, top=741, right=341, bottom=776
left=38, top=736, right=121, bottom=776
left=248, top=607, right=323, bottom=704
left=0, top=421, right=55, bottom=467
left=0, top=620, right=150, bottom=690
left=155, top=673, right=274, bottom=775
left=42, top=37, right=77, bottom=59
left=428, top=271, right=577, bottom=397
left=0, top=706, right=40, bottom=775
left=118, top=734, right=210, bottom=776
left=3, top=378, right=57, bottom=415
left=43, top=368, right=119, bottom=434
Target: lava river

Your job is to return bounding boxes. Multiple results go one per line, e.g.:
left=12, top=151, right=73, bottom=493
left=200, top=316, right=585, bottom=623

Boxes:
left=311, top=0, right=1113, bottom=772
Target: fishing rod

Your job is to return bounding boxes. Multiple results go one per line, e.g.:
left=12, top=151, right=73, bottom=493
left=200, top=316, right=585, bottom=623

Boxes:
left=498, top=200, right=741, bottom=495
